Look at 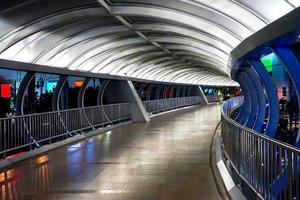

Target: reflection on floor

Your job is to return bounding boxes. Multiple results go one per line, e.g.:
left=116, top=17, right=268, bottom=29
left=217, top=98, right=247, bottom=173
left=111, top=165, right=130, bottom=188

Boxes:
left=0, top=105, right=221, bottom=200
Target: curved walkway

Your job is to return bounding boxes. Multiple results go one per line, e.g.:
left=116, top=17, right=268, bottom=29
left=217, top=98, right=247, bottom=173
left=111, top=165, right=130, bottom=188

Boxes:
left=0, top=105, right=222, bottom=200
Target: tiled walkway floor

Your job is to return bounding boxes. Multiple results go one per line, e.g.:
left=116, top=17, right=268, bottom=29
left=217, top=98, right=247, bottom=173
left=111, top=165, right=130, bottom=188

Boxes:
left=0, top=105, right=222, bottom=200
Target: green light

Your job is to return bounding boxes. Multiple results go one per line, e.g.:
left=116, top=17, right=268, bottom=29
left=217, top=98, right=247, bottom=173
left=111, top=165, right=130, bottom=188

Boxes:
left=261, top=54, right=273, bottom=72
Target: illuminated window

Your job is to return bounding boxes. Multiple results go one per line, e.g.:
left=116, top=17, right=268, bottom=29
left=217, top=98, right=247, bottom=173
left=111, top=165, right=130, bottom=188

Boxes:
left=1, top=83, right=11, bottom=98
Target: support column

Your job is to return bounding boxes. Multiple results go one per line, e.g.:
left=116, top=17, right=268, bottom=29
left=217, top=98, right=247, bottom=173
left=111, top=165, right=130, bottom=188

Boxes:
left=103, top=80, right=149, bottom=122
left=191, top=86, right=208, bottom=105
left=249, top=60, right=279, bottom=138
left=273, top=47, right=300, bottom=145
left=15, top=71, right=35, bottom=116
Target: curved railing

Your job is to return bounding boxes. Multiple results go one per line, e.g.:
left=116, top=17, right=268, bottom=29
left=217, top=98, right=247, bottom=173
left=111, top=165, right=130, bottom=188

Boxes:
left=221, top=97, right=300, bottom=200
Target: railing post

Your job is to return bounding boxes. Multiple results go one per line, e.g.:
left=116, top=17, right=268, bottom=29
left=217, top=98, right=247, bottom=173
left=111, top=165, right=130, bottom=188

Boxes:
left=3, top=120, right=7, bottom=158
left=119, top=104, right=121, bottom=123
left=288, top=151, right=293, bottom=199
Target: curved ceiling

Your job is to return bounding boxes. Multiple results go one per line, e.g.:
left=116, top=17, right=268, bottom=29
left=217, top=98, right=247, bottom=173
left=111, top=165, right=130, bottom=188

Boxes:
left=0, top=0, right=299, bottom=86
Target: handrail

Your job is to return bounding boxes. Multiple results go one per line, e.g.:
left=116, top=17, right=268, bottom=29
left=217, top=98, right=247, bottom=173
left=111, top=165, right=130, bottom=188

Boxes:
left=0, top=103, right=133, bottom=158
left=221, top=99, right=300, bottom=154
left=142, top=96, right=202, bottom=115
left=220, top=97, right=300, bottom=200
left=0, top=102, right=131, bottom=120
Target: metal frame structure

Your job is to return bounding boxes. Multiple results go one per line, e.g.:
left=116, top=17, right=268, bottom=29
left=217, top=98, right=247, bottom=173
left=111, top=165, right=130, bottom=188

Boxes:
left=2, top=0, right=297, bottom=86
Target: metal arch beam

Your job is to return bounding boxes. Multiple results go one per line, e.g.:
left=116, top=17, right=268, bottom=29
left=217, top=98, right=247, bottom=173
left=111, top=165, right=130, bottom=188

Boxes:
left=78, top=78, right=91, bottom=108
left=249, top=60, right=279, bottom=138
left=138, top=83, right=147, bottom=99
left=133, top=23, right=233, bottom=51
left=148, top=35, right=229, bottom=60
left=111, top=5, right=242, bottom=45
left=52, top=75, right=68, bottom=111
left=181, top=87, right=187, bottom=97
left=93, top=48, right=172, bottom=75
left=140, top=62, right=186, bottom=80
left=163, top=85, right=172, bottom=99
left=97, top=80, right=110, bottom=105
left=167, top=70, right=229, bottom=84
left=236, top=74, right=251, bottom=125
left=89, top=45, right=158, bottom=73
left=68, top=37, right=147, bottom=71
left=142, top=62, right=191, bottom=80
left=146, top=84, right=155, bottom=100
left=96, top=0, right=199, bottom=79
left=245, top=64, right=266, bottom=133
left=170, top=86, right=176, bottom=98
left=163, top=44, right=228, bottom=66
left=273, top=47, right=300, bottom=145
left=188, top=74, right=237, bottom=86
left=155, top=85, right=165, bottom=99
left=15, top=71, right=35, bottom=116
left=129, top=57, right=179, bottom=77
left=176, top=86, right=182, bottom=98
left=3, top=18, right=99, bottom=62
left=181, top=0, right=263, bottom=31
left=173, top=53, right=228, bottom=71
left=76, top=43, right=156, bottom=74
left=103, top=51, right=166, bottom=74
left=187, top=87, right=193, bottom=96
left=0, top=6, right=109, bottom=53
left=119, top=54, right=174, bottom=75
left=155, top=68, right=210, bottom=82
left=241, top=71, right=258, bottom=128
left=118, top=0, right=255, bottom=35
left=36, top=25, right=131, bottom=64
left=167, top=47, right=228, bottom=74
left=47, top=33, right=137, bottom=68
left=40, top=33, right=136, bottom=67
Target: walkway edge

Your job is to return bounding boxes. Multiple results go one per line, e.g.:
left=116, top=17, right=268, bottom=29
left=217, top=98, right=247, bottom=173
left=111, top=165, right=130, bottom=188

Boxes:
left=211, top=123, right=247, bottom=200
left=149, top=104, right=204, bottom=118
left=0, top=121, right=132, bottom=171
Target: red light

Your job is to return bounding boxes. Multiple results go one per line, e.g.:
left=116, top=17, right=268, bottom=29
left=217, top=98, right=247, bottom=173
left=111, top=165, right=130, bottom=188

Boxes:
left=73, top=81, right=84, bottom=87
left=1, top=83, right=11, bottom=98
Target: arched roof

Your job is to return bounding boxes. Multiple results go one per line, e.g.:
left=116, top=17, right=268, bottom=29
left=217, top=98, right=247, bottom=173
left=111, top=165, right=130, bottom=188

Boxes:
left=0, top=0, right=298, bottom=86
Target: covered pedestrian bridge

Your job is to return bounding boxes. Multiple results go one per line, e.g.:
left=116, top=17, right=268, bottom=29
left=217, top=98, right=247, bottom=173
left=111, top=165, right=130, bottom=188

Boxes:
left=0, top=1, right=300, bottom=199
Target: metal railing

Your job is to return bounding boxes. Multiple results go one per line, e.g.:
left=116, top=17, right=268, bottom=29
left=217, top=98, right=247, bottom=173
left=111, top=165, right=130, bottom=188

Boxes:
left=142, top=96, right=202, bottom=115
left=221, top=97, right=300, bottom=200
left=0, top=103, right=132, bottom=158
